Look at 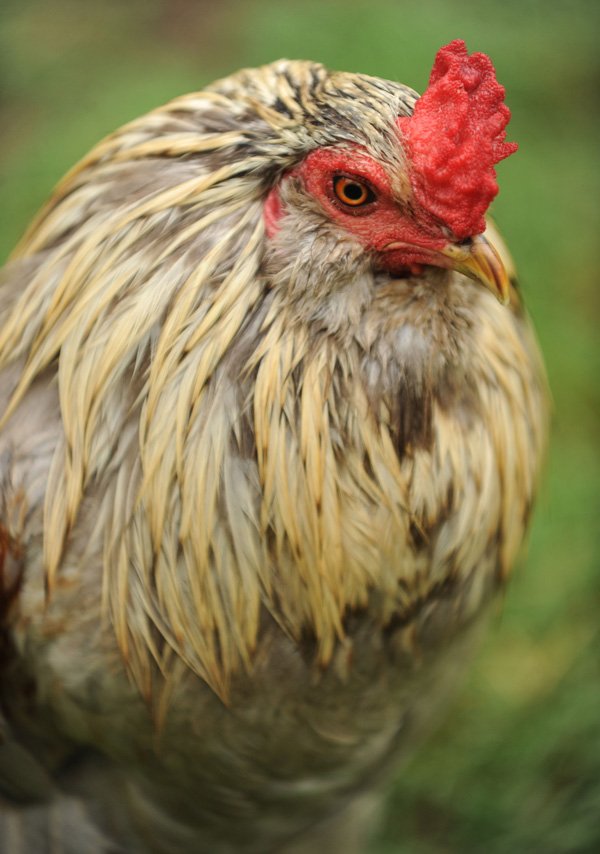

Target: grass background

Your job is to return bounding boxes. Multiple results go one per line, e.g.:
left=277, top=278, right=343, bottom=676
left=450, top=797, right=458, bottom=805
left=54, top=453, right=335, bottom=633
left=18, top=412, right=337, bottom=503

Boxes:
left=1, top=1, right=598, bottom=851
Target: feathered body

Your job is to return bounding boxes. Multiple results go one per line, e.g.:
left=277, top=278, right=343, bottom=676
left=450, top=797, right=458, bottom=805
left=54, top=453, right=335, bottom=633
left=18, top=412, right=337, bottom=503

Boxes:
left=0, top=45, right=547, bottom=852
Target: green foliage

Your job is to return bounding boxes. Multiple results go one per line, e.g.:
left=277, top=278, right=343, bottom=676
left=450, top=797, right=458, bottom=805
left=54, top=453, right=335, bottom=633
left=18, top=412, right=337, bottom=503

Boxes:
left=1, top=1, right=598, bottom=850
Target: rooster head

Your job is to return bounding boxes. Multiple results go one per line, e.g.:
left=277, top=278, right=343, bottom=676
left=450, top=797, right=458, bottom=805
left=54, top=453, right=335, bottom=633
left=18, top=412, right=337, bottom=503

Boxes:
left=264, top=40, right=517, bottom=305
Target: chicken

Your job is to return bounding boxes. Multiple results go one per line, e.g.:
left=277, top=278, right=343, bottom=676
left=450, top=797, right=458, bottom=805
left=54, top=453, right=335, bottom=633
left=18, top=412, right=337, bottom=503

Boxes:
left=0, top=40, right=547, bottom=853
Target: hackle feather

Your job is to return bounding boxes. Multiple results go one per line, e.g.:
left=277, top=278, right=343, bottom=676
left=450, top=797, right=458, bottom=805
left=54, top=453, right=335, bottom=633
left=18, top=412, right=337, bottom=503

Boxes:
left=0, top=60, right=546, bottom=705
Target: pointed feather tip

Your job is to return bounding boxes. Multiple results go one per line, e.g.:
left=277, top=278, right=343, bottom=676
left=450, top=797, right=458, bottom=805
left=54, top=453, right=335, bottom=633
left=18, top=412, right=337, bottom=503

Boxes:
left=397, top=39, right=518, bottom=238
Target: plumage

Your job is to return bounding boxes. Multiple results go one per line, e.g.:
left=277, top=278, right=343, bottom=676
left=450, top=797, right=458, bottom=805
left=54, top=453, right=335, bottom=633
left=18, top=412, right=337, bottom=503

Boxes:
left=0, top=43, right=547, bottom=853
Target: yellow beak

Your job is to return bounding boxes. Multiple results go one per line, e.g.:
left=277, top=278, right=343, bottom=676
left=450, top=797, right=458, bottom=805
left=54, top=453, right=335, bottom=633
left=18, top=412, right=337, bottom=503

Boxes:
left=441, top=233, right=511, bottom=305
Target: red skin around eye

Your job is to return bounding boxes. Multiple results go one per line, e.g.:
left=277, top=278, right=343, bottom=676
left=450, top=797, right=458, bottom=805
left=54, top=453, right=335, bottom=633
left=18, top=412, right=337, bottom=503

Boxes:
left=264, top=146, right=448, bottom=272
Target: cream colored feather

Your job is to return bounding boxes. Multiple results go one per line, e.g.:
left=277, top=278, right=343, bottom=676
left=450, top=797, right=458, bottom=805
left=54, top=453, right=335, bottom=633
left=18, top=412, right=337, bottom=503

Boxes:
left=0, top=58, right=548, bottom=853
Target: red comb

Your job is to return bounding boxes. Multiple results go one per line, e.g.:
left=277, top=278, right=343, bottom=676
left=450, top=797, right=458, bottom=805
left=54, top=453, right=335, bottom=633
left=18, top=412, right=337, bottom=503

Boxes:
left=397, top=40, right=518, bottom=238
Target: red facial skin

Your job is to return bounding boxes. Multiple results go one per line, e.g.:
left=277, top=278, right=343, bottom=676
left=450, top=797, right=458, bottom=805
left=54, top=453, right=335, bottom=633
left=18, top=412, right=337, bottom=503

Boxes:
left=263, top=185, right=284, bottom=239
left=264, top=146, right=450, bottom=275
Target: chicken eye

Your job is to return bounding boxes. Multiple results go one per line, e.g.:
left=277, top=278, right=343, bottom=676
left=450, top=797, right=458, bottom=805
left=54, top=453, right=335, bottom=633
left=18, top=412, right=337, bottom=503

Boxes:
left=333, top=176, right=375, bottom=207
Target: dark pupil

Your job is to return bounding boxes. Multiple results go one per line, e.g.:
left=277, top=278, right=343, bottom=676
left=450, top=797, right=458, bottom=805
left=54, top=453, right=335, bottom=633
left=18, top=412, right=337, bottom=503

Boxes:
left=344, top=182, right=364, bottom=200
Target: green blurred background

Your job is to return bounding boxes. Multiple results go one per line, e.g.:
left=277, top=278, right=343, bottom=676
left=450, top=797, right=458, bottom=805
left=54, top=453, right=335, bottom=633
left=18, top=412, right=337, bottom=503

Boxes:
left=0, top=1, right=598, bottom=851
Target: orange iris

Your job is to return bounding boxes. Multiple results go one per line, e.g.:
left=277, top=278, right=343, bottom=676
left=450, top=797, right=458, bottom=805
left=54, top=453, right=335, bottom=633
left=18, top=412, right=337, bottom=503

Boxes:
left=333, top=176, right=372, bottom=206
